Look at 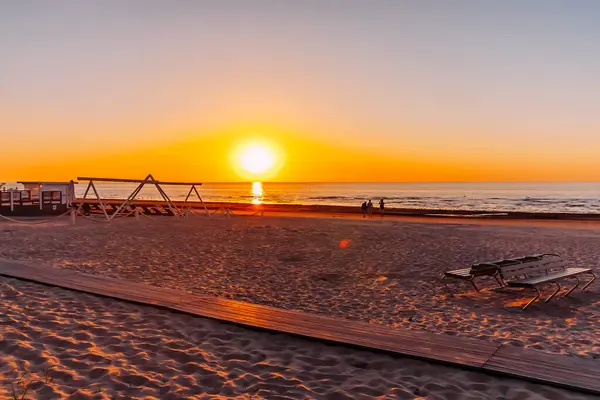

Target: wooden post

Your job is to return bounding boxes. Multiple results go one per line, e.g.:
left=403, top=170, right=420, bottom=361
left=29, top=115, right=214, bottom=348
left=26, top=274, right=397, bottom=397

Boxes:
left=109, top=175, right=150, bottom=221
left=70, top=208, right=76, bottom=224
left=135, top=208, right=140, bottom=221
left=148, top=174, right=180, bottom=219
left=192, top=185, right=210, bottom=217
left=90, top=181, right=110, bottom=222
left=9, top=189, right=14, bottom=212
left=154, top=182, right=179, bottom=219
left=77, top=181, right=92, bottom=215
left=184, top=186, right=194, bottom=202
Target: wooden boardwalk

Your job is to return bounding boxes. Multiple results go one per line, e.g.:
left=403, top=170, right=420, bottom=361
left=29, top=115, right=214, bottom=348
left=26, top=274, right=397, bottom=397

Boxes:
left=1, top=259, right=598, bottom=395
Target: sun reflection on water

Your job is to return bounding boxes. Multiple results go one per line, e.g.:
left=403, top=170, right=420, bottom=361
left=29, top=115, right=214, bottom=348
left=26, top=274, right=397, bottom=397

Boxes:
left=251, top=182, right=263, bottom=204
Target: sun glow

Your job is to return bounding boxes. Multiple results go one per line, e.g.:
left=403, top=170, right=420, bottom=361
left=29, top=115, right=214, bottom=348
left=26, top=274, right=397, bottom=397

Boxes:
left=231, top=139, right=283, bottom=180
left=239, top=145, right=275, bottom=174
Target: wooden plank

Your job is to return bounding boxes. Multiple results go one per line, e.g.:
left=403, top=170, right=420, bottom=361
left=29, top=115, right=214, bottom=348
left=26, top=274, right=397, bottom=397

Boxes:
left=172, top=301, right=493, bottom=367
left=6, top=265, right=494, bottom=365
left=0, top=259, right=598, bottom=395
left=484, top=345, right=600, bottom=394
left=0, top=259, right=496, bottom=368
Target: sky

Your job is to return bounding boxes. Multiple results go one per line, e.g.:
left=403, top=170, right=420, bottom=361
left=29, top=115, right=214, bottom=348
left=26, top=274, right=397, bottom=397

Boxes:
left=2, top=1, right=600, bottom=182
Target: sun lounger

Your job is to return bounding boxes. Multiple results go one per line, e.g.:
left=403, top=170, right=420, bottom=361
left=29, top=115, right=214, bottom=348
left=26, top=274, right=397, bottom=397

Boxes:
left=442, top=253, right=554, bottom=292
left=443, top=262, right=502, bottom=291
left=498, top=254, right=595, bottom=310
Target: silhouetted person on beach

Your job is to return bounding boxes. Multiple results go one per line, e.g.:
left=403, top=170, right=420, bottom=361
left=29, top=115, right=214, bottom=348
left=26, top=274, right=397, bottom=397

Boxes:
left=361, top=201, right=367, bottom=217
left=367, top=199, right=373, bottom=218
left=379, top=199, right=385, bottom=218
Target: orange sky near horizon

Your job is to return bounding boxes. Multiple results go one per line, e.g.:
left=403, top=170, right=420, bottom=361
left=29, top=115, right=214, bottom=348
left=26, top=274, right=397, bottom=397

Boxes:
left=4, top=125, right=600, bottom=183
left=3, top=2, right=600, bottom=183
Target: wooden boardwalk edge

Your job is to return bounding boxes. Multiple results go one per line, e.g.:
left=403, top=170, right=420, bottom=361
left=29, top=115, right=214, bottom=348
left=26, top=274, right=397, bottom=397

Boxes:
left=0, top=259, right=598, bottom=395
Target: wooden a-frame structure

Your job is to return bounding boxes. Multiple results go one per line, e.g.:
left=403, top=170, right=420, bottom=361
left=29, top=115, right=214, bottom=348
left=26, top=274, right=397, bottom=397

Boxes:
left=76, top=174, right=209, bottom=221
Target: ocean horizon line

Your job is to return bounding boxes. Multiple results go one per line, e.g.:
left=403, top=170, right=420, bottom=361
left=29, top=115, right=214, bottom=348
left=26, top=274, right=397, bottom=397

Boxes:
left=201, top=181, right=600, bottom=184
left=4, top=180, right=600, bottom=185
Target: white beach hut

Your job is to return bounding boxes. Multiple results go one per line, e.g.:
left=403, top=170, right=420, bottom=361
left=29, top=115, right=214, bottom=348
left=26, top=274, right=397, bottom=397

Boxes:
left=0, top=180, right=76, bottom=215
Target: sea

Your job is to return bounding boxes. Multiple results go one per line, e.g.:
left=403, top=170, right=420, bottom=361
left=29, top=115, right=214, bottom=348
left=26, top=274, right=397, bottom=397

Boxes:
left=65, top=182, right=600, bottom=214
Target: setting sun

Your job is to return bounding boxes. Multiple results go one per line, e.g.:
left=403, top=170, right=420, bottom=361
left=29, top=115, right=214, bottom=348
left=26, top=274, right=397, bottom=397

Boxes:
left=239, top=145, right=275, bottom=174
left=231, top=138, right=284, bottom=181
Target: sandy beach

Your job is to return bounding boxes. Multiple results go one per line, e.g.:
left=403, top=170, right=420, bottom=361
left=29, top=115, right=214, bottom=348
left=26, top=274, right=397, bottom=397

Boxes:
left=5, top=0, right=600, bottom=397
left=1, top=213, right=599, bottom=398
left=1, top=277, right=594, bottom=399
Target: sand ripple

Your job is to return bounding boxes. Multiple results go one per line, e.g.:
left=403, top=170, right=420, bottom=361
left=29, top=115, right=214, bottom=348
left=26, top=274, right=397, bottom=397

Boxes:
left=1, top=278, right=593, bottom=399
left=1, top=217, right=598, bottom=359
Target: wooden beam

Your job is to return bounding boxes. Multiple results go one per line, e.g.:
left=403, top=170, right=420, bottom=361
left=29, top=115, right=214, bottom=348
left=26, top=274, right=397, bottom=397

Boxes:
left=77, top=177, right=203, bottom=186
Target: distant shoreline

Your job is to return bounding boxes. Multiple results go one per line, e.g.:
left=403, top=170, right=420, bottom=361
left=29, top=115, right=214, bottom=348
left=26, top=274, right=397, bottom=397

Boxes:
left=75, top=198, right=600, bottom=222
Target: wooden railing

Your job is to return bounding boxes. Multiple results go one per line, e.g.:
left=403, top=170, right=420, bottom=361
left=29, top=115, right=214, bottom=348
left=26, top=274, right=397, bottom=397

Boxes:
left=0, top=190, right=63, bottom=207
